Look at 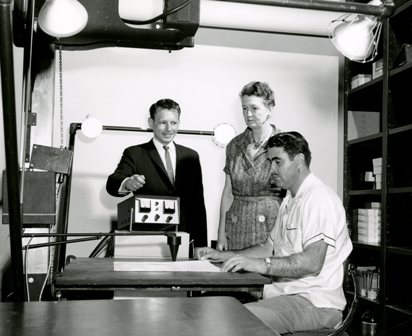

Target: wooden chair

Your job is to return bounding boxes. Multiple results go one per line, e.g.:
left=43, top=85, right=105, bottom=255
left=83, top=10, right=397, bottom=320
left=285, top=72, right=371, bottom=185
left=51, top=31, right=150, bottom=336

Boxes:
left=289, top=268, right=358, bottom=336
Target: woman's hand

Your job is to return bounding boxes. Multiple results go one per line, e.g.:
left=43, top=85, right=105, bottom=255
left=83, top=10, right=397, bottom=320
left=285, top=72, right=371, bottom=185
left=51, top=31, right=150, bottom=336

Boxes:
left=216, top=236, right=228, bottom=251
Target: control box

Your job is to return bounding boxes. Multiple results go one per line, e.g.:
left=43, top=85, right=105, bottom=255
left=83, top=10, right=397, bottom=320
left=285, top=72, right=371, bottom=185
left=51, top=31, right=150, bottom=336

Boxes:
left=117, top=195, right=180, bottom=231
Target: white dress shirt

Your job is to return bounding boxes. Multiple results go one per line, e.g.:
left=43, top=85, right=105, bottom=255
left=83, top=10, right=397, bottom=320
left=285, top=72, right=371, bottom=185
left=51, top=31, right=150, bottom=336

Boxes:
left=152, top=137, right=176, bottom=178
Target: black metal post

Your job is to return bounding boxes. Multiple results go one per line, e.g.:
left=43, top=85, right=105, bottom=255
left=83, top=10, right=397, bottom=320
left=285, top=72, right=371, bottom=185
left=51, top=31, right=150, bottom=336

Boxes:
left=0, top=0, right=27, bottom=301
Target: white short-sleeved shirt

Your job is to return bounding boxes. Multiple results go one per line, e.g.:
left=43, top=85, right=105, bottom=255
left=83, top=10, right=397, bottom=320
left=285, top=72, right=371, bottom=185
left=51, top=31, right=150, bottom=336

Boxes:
left=264, top=173, right=353, bottom=310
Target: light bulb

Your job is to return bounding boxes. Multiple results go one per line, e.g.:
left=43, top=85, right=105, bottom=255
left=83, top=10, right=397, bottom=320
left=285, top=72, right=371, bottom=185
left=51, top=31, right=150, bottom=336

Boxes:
left=213, top=123, right=237, bottom=147
left=38, top=0, right=88, bottom=38
left=332, top=16, right=378, bottom=61
left=329, top=0, right=383, bottom=62
left=81, top=115, right=102, bottom=138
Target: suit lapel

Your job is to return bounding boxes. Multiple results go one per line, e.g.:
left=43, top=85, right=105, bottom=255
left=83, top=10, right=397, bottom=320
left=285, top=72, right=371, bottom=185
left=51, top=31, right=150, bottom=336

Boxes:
left=175, top=144, right=183, bottom=185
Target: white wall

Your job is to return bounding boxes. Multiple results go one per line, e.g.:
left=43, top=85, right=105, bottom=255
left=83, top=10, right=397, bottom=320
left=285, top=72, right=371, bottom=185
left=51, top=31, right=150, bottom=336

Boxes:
left=48, top=29, right=342, bottom=257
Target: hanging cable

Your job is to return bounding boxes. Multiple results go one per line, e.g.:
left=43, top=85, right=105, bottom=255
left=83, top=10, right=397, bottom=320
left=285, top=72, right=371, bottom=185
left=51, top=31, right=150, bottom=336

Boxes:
left=38, top=257, right=52, bottom=301
left=24, top=235, right=33, bottom=302
left=58, top=44, right=65, bottom=149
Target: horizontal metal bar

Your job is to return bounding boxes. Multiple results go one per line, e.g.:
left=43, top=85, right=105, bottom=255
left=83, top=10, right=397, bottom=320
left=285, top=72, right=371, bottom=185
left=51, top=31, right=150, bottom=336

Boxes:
left=22, top=231, right=180, bottom=249
left=23, top=237, right=101, bottom=249
left=216, top=0, right=395, bottom=17
left=70, top=122, right=214, bottom=136
left=22, top=231, right=178, bottom=238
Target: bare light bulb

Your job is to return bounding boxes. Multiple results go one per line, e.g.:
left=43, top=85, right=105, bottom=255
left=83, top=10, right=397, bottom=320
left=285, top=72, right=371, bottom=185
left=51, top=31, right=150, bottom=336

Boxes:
left=329, top=0, right=383, bottom=62
left=81, top=115, right=102, bottom=138
left=213, top=123, right=237, bottom=148
left=38, top=0, right=88, bottom=38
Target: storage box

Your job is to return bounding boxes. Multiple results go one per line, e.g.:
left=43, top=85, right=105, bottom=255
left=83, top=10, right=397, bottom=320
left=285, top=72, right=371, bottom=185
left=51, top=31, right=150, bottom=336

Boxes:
left=372, top=157, right=382, bottom=166
left=373, top=166, right=382, bottom=174
left=347, top=111, right=380, bottom=140
left=356, top=208, right=381, bottom=216
left=351, top=74, right=372, bottom=89
left=394, top=44, right=412, bottom=67
left=372, top=59, right=383, bottom=79
left=364, top=202, right=382, bottom=209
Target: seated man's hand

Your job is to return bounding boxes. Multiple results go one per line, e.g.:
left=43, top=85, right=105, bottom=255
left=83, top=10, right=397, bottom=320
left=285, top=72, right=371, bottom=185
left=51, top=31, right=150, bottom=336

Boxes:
left=195, top=247, right=234, bottom=263
left=221, top=255, right=266, bottom=274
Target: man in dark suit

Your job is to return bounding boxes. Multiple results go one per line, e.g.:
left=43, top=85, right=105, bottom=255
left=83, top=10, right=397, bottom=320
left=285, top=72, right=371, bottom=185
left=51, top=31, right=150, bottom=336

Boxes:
left=106, top=98, right=207, bottom=249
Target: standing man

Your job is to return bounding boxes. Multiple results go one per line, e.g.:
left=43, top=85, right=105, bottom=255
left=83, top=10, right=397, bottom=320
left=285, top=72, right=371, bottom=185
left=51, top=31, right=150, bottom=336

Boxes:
left=106, top=98, right=207, bottom=249
left=196, top=131, right=352, bottom=335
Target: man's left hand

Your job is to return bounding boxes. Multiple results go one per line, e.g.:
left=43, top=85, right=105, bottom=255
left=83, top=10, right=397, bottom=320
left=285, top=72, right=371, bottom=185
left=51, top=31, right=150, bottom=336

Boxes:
left=221, top=255, right=266, bottom=274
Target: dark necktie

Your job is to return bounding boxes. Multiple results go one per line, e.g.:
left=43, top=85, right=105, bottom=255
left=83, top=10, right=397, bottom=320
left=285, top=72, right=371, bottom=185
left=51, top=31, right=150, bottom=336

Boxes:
left=163, top=145, right=174, bottom=184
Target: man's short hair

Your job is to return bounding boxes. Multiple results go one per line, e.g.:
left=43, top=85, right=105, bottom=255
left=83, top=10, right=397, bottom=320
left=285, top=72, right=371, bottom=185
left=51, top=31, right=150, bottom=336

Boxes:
left=268, top=131, right=312, bottom=167
left=149, top=98, right=181, bottom=119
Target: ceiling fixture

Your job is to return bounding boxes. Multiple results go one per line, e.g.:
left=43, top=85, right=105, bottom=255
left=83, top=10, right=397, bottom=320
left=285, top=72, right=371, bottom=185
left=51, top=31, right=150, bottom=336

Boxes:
left=38, top=0, right=88, bottom=38
left=328, top=0, right=383, bottom=63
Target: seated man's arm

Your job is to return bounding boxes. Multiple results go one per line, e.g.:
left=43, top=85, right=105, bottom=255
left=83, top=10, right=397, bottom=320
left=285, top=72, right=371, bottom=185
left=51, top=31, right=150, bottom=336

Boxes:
left=220, top=239, right=328, bottom=276
left=196, top=238, right=273, bottom=264
left=265, top=240, right=328, bottom=277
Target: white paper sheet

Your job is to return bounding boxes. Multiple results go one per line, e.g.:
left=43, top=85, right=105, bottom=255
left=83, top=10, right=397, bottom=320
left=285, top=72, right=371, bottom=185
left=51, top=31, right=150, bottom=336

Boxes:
left=113, top=260, right=221, bottom=272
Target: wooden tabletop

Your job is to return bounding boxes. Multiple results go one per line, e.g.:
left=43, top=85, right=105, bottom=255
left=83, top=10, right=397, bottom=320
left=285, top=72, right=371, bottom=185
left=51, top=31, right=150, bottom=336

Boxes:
left=54, top=258, right=271, bottom=293
left=0, top=297, right=276, bottom=336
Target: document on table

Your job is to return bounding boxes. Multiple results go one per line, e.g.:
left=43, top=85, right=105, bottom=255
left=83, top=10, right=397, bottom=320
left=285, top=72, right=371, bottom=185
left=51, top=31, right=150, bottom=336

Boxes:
left=114, top=260, right=222, bottom=272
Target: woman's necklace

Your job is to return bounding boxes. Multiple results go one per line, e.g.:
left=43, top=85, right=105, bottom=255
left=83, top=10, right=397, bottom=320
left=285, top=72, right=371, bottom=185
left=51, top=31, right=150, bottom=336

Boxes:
left=252, top=127, right=272, bottom=149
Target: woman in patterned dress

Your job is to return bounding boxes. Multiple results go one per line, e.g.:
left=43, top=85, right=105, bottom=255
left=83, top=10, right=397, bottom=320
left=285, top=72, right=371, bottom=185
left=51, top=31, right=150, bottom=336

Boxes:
left=217, top=81, right=284, bottom=250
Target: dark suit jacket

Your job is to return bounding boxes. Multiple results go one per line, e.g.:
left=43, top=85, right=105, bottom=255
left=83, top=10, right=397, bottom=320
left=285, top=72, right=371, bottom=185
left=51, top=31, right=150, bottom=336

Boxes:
left=106, top=140, right=207, bottom=247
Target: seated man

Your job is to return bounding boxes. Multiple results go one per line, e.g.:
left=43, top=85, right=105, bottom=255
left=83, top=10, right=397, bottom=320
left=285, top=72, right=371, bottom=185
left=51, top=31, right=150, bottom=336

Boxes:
left=196, top=131, right=352, bottom=336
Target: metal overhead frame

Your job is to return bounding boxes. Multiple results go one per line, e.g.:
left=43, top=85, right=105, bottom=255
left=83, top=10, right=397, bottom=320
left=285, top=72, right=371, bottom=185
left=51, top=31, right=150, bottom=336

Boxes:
left=1, top=0, right=395, bottom=302
left=215, top=0, right=395, bottom=17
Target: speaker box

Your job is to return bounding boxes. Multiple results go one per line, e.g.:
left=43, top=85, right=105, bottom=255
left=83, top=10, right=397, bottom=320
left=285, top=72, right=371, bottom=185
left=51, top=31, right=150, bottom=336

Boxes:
left=2, top=170, right=56, bottom=226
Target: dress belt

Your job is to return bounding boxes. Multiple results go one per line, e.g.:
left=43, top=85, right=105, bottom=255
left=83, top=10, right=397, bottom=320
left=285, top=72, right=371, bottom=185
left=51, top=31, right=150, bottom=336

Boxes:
left=233, top=195, right=277, bottom=202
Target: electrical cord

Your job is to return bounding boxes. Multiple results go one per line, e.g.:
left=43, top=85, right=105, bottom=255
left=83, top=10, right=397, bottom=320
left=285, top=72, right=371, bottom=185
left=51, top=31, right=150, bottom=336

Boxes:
left=38, top=262, right=51, bottom=302
left=121, top=0, right=190, bottom=25
left=24, top=236, right=33, bottom=302
left=38, top=223, right=57, bottom=301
